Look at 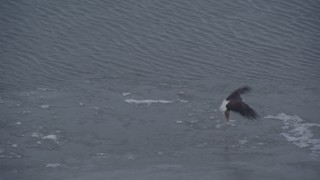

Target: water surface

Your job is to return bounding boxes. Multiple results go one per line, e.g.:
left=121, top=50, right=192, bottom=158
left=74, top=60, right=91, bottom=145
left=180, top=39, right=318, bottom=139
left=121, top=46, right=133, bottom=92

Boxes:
left=1, top=0, right=320, bottom=179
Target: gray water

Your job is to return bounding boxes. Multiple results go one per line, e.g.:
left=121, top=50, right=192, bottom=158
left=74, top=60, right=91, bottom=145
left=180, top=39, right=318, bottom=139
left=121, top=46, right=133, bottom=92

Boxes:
left=1, top=0, right=320, bottom=180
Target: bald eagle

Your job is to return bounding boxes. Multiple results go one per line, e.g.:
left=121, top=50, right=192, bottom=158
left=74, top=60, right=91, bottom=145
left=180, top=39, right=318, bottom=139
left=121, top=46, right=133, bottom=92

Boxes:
left=219, top=86, right=258, bottom=121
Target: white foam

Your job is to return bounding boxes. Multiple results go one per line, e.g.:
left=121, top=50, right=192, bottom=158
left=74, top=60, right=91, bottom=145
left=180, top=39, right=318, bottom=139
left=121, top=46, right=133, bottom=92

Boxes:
left=125, top=99, right=173, bottom=105
left=219, top=99, right=229, bottom=112
left=265, top=113, right=320, bottom=156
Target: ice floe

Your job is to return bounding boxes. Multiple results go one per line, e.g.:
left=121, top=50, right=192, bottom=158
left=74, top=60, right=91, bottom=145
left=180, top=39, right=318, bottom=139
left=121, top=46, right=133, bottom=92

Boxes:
left=177, top=99, right=188, bottom=103
left=31, top=133, right=58, bottom=142
left=122, top=92, right=131, bottom=96
left=42, top=135, right=58, bottom=141
left=265, top=113, right=320, bottom=156
left=46, top=163, right=61, bottom=168
left=11, top=144, right=18, bottom=148
left=239, top=140, right=248, bottom=145
left=37, top=88, right=52, bottom=91
left=0, top=152, right=22, bottom=158
left=40, top=105, right=50, bottom=109
left=31, top=132, right=43, bottom=138
left=125, top=99, right=173, bottom=105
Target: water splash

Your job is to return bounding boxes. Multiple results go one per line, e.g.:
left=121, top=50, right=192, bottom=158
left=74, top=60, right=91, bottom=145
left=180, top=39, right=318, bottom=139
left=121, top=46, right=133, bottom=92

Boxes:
left=265, top=113, right=320, bottom=157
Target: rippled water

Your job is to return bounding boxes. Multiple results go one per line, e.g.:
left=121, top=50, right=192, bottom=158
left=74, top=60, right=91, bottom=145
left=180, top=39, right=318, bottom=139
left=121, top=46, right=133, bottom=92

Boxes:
left=1, top=0, right=320, bottom=180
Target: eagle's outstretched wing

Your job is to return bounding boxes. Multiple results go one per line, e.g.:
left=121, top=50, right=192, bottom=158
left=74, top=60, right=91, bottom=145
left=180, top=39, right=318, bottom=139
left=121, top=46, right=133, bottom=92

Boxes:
left=226, top=86, right=251, bottom=101
left=226, top=100, right=258, bottom=119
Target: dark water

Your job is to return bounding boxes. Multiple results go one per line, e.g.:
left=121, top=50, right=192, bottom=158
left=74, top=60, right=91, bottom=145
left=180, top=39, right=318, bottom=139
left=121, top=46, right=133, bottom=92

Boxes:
left=1, top=0, right=320, bottom=179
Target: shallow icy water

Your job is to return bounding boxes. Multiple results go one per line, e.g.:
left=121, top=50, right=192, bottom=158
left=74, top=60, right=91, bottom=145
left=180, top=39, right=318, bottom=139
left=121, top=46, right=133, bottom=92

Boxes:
left=1, top=79, right=319, bottom=180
